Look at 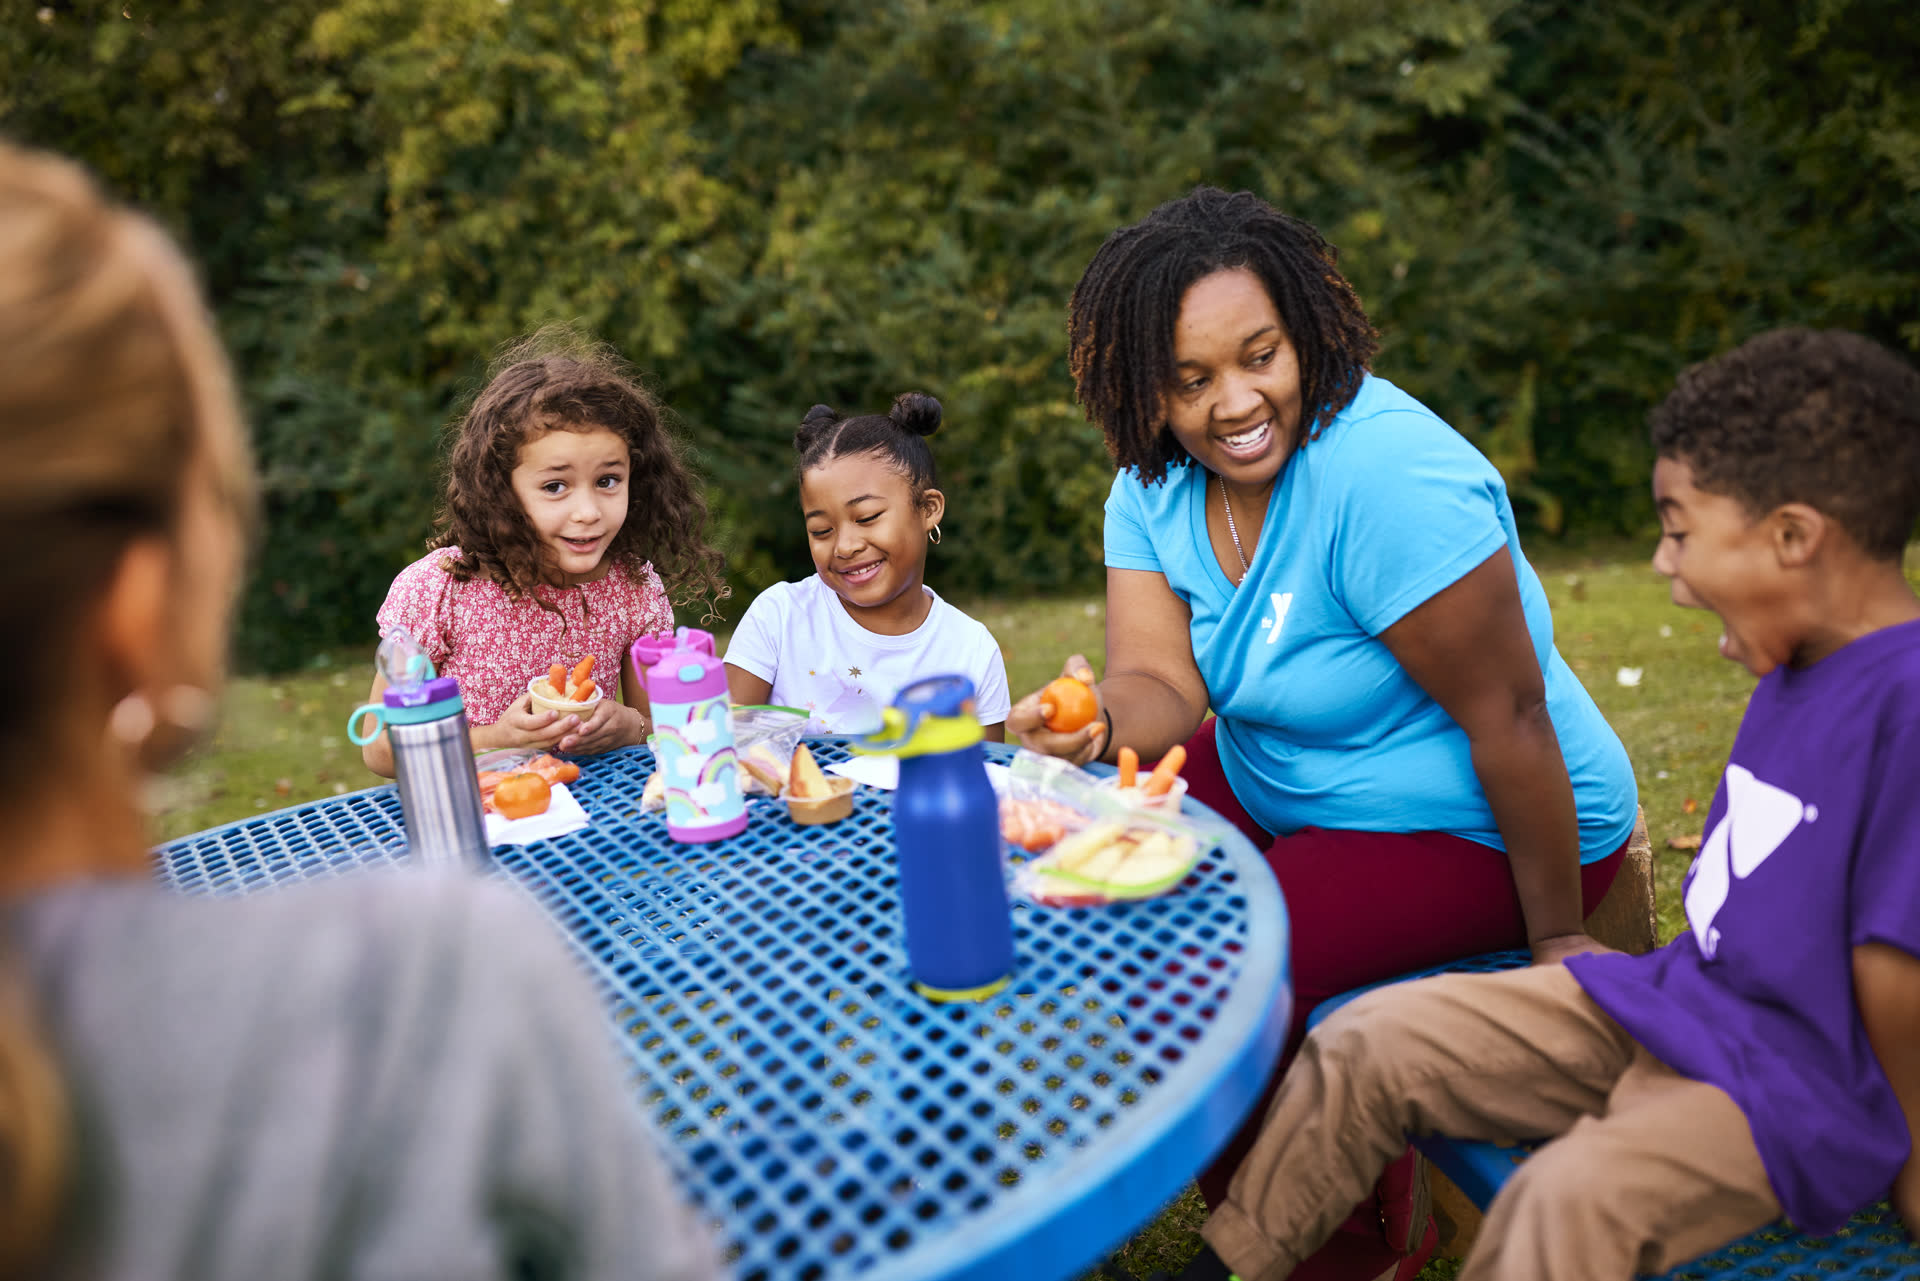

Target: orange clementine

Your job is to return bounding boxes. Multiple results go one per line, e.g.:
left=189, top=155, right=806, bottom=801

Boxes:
left=492, top=772, right=552, bottom=820
left=1041, top=676, right=1098, bottom=733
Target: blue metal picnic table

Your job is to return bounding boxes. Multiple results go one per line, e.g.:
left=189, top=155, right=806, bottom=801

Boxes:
left=155, top=740, right=1292, bottom=1281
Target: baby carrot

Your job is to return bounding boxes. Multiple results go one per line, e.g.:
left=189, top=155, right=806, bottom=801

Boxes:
left=548, top=663, right=567, bottom=695
left=570, top=678, right=597, bottom=704
left=569, top=656, right=595, bottom=691
left=1144, top=744, right=1187, bottom=797
left=1117, top=746, right=1139, bottom=790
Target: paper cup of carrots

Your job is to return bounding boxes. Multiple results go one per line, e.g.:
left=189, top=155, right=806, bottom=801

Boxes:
left=529, top=655, right=603, bottom=718
left=1099, top=744, right=1189, bottom=815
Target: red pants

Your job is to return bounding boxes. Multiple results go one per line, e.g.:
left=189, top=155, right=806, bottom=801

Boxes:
left=1183, top=718, right=1627, bottom=1279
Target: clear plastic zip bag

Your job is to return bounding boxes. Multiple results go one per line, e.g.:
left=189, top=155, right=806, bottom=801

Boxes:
left=999, top=750, right=1230, bottom=907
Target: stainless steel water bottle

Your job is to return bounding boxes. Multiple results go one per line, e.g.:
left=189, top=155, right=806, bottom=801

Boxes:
left=348, top=632, right=489, bottom=870
left=382, top=676, right=490, bottom=869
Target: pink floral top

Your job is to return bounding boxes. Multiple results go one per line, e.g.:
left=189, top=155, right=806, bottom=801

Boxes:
left=375, top=548, right=675, bottom=725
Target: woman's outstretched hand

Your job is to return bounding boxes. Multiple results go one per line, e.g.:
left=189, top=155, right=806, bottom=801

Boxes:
left=1006, top=654, right=1108, bottom=766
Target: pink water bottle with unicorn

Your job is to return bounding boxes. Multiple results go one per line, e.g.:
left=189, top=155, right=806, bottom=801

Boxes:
left=639, top=629, right=747, bottom=843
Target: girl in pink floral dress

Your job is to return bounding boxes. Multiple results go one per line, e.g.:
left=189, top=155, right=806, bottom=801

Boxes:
left=363, top=337, right=728, bottom=777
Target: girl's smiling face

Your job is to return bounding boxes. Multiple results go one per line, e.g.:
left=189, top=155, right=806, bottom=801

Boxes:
left=801, top=450, right=944, bottom=619
left=510, top=426, right=630, bottom=584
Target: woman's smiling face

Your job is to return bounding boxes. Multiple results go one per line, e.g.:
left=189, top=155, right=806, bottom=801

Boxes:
left=800, top=450, right=943, bottom=614
left=1161, top=266, right=1304, bottom=490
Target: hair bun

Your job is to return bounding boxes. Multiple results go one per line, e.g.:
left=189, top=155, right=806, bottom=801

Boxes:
left=794, top=403, right=840, bottom=453
left=888, top=392, right=942, bottom=437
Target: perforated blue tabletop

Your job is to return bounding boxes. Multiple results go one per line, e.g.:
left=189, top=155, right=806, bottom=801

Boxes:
left=156, top=741, right=1291, bottom=1281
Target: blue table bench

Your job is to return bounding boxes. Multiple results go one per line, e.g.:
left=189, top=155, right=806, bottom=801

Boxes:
left=1307, top=952, right=1920, bottom=1280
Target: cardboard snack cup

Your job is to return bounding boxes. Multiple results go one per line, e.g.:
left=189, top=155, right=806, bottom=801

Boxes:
left=528, top=675, right=603, bottom=719
left=785, top=776, right=856, bottom=825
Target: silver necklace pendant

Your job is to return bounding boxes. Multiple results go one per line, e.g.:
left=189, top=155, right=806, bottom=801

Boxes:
left=1218, top=473, right=1250, bottom=582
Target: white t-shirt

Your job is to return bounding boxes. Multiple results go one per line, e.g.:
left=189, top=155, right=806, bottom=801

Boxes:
left=724, top=575, right=1011, bottom=734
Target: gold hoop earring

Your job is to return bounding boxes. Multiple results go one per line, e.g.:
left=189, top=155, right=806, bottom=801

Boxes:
left=928, top=525, right=942, bottom=545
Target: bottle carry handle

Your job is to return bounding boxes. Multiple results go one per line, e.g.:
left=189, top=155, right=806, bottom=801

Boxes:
left=853, top=705, right=983, bottom=757
left=347, top=704, right=388, bottom=747
left=350, top=650, right=446, bottom=746
left=854, top=706, right=920, bottom=753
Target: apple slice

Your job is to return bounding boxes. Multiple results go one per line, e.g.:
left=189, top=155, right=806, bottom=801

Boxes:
left=1035, top=821, right=1198, bottom=899
left=788, top=742, right=831, bottom=799
left=1102, top=831, right=1190, bottom=888
left=1045, top=822, right=1126, bottom=877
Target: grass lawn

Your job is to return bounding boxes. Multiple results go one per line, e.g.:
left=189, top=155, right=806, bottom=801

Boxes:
left=146, top=544, right=1919, bottom=1280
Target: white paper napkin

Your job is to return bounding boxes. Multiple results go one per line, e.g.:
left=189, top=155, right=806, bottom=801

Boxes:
left=826, top=755, right=898, bottom=789
left=484, top=781, right=590, bottom=846
left=825, top=757, right=1012, bottom=792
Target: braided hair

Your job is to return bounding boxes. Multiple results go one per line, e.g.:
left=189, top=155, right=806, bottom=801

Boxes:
left=793, top=392, right=943, bottom=510
left=1068, top=186, right=1379, bottom=483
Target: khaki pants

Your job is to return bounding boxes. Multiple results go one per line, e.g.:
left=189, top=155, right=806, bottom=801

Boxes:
left=1203, top=964, right=1782, bottom=1281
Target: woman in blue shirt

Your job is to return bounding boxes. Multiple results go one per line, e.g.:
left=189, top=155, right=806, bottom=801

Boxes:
left=1009, top=187, right=1637, bottom=1281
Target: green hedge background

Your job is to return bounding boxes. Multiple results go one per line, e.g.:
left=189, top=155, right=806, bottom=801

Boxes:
left=7, top=0, right=1916, bottom=669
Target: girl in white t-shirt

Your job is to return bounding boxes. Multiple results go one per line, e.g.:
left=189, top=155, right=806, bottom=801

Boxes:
left=724, top=393, right=1010, bottom=737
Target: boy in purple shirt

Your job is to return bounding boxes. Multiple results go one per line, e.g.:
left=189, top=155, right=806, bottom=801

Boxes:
left=1172, top=329, right=1920, bottom=1281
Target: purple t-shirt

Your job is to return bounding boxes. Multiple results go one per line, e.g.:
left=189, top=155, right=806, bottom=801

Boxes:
left=1569, top=618, right=1920, bottom=1235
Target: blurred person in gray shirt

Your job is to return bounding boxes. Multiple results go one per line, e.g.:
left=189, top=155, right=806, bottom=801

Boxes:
left=0, top=139, right=723, bottom=1281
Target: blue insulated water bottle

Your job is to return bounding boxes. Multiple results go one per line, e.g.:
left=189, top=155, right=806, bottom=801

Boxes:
left=857, top=675, right=1014, bottom=1002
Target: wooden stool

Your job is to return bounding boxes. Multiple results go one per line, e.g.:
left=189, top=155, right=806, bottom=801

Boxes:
left=1584, top=809, right=1658, bottom=955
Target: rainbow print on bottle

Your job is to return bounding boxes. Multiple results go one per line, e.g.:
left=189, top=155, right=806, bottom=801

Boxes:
left=639, top=629, right=747, bottom=842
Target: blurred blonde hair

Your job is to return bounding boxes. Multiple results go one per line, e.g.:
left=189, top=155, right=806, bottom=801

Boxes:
left=0, top=139, right=253, bottom=1272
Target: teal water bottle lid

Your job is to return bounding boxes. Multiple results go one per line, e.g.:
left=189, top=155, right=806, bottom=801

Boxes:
left=347, top=674, right=465, bottom=745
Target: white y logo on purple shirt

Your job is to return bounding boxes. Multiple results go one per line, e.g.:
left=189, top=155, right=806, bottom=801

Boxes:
left=1686, top=763, right=1810, bottom=958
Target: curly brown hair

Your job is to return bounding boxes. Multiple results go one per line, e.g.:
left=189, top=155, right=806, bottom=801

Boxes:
left=1649, top=328, right=1920, bottom=562
left=1068, top=186, right=1380, bottom=483
left=430, top=330, right=728, bottom=613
